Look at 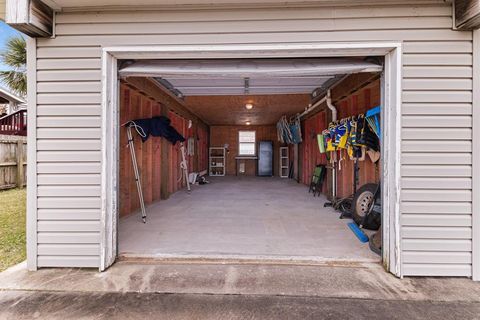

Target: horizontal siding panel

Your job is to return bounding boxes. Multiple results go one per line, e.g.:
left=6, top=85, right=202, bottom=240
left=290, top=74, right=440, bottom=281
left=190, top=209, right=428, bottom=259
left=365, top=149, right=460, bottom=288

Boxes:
left=37, top=58, right=101, bottom=70
left=55, top=17, right=453, bottom=36
left=37, top=70, right=101, bottom=82
left=38, top=220, right=100, bottom=232
left=37, top=256, right=99, bottom=268
left=38, top=174, right=101, bottom=185
left=37, top=116, right=101, bottom=128
left=38, top=209, right=100, bottom=220
left=402, top=226, right=472, bottom=239
left=37, top=47, right=101, bottom=59
left=402, top=141, right=471, bottom=152
left=402, top=214, right=472, bottom=227
left=402, top=79, right=472, bottom=91
left=36, top=30, right=472, bottom=48
left=37, top=82, right=101, bottom=93
left=37, top=244, right=100, bottom=256
left=403, top=66, right=472, bottom=78
left=403, top=41, right=472, bottom=54
left=37, top=105, right=101, bottom=116
left=402, top=116, right=472, bottom=127
left=38, top=186, right=101, bottom=197
left=37, top=128, right=101, bottom=139
left=37, top=93, right=101, bottom=105
left=402, top=177, right=471, bottom=189
left=402, top=239, right=472, bottom=252
left=403, top=264, right=471, bottom=277
left=402, top=190, right=471, bottom=202
left=402, top=153, right=471, bottom=165
left=403, top=91, right=472, bottom=103
left=402, top=103, right=472, bottom=115
left=402, top=165, right=471, bottom=177
left=37, top=151, right=101, bottom=162
left=401, top=202, right=472, bottom=214
left=37, top=140, right=101, bottom=151
left=37, top=163, right=101, bottom=174
left=38, top=197, right=101, bottom=209
left=402, top=252, right=471, bottom=264
left=55, top=6, right=453, bottom=24
left=403, top=54, right=472, bottom=66
left=37, top=232, right=100, bottom=244
left=402, top=128, right=471, bottom=140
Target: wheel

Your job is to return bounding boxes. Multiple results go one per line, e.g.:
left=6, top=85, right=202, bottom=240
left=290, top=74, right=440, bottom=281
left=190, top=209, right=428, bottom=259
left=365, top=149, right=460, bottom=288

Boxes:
left=352, top=183, right=378, bottom=225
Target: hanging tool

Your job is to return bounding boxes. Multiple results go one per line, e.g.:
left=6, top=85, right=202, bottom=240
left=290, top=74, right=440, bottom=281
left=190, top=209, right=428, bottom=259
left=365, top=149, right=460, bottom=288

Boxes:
left=179, top=142, right=191, bottom=192
left=126, top=125, right=147, bottom=223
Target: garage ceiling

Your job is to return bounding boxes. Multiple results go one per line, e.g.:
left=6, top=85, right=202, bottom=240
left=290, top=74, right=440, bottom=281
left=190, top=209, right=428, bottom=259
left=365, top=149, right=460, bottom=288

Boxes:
left=184, top=94, right=310, bottom=126
left=120, top=57, right=382, bottom=125
left=120, top=58, right=381, bottom=96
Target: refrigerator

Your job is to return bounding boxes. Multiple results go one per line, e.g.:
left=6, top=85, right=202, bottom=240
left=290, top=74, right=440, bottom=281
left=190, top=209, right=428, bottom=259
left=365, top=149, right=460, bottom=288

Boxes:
left=258, top=141, right=273, bottom=176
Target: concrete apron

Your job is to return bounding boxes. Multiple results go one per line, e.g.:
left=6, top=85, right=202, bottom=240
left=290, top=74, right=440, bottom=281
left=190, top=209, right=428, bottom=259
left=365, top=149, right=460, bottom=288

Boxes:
left=1, top=261, right=480, bottom=303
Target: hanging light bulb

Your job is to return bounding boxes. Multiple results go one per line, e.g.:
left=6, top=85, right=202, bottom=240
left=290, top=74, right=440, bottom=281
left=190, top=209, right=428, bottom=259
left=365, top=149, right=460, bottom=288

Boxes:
left=245, top=103, right=253, bottom=110
left=246, top=121, right=251, bottom=125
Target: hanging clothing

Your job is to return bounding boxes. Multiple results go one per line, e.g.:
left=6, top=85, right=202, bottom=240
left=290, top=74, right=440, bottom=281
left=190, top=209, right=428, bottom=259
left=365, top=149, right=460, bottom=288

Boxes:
left=126, top=116, right=185, bottom=145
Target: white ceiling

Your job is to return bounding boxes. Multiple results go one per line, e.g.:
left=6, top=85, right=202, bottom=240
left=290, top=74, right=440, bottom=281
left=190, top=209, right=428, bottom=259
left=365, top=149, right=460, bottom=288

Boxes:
left=120, top=58, right=382, bottom=96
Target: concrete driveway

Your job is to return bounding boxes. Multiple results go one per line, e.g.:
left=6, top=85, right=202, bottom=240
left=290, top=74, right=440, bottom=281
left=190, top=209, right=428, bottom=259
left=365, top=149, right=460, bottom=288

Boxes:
left=1, top=261, right=479, bottom=319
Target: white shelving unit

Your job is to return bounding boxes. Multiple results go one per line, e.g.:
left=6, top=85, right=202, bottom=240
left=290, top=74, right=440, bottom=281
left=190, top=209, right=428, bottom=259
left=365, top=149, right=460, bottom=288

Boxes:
left=280, top=147, right=289, bottom=178
left=209, top=147, right=226, bottom=176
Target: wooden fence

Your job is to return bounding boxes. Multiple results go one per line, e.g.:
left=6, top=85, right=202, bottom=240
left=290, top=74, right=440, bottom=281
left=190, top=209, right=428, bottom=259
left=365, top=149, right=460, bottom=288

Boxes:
left=0, top=135, right=27, bottom=190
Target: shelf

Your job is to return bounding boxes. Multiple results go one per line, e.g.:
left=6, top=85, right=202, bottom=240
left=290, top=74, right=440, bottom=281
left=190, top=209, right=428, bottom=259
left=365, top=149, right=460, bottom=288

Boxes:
left=210, top=147, right=226, bottom=177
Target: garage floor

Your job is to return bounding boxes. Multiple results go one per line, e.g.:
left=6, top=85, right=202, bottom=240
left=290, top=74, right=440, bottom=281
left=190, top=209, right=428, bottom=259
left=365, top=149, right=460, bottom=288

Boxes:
left=119, top=177, right=380, bottom=262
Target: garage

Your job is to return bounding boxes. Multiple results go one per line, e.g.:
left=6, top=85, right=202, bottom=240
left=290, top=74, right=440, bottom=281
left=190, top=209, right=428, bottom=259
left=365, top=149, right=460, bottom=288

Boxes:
left=9, top=0, right=478, bottom=280
left=113, top=56, right=385, bottom=263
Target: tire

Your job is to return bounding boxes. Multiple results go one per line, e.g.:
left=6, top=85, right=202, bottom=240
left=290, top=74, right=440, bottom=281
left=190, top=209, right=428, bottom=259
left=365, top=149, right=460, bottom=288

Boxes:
left=352, top=183, right=378, bottom=225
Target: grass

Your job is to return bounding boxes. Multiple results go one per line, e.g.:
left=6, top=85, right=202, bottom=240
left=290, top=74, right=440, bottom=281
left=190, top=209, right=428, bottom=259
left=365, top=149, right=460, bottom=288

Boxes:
left=0, top=188, right=26, bottom=272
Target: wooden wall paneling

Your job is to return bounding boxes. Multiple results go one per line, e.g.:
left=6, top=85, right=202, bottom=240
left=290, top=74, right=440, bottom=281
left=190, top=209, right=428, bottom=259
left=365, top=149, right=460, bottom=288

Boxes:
left=152, top=102, right=162, bottom=202
left=119, top=84, right=189, bottom=217
left=119, top=85, right=131, bottom=216
left=210, top=125, right=281, bottom=176
left=307, top=79, right=381, bottom=199
left=144, top=97, right=153, bottom=204
left=160, top=105, right=170, bottom=200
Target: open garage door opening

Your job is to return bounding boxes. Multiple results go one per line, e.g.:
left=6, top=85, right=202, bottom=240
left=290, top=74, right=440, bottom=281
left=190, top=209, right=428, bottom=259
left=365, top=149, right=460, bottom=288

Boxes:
left=113, top=54, right=389, bottom=268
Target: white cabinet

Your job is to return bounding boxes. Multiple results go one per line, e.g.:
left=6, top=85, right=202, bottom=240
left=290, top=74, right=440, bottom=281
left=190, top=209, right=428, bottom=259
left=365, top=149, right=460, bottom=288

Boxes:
left=209, top=147, right=226, bottom=176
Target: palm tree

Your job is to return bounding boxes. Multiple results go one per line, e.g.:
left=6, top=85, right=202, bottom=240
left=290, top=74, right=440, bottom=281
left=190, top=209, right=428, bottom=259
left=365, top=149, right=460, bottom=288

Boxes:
left=0, top=36, right=27, bottom=97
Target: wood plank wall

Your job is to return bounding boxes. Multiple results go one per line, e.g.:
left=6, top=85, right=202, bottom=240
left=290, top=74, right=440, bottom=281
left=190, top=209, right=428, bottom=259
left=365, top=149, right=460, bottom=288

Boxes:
left=0, top=134, right=27, bottom=190
left=300, top=79, right=381, bottom=199
left=210, top=125, right=284, bottom=176
left=119, top=83, right=208, bottom=217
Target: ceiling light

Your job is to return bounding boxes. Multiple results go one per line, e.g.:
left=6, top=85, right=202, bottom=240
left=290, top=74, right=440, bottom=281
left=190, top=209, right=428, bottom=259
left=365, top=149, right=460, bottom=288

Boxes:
left=246, top=121, right=251, bottom=125
left=245, top=103, right=253, bottom=110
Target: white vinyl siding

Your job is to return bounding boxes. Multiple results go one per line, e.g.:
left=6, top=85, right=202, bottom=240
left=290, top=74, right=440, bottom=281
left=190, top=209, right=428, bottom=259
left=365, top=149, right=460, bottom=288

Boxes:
left=34, top=2, right=473, bottom=276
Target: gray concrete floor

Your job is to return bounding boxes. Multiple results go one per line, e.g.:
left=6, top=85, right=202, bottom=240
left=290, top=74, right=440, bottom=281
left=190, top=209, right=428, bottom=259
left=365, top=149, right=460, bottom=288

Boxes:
left=119, top=176, right=379, bottom=262
left=1, top=261, right=480, bottom=319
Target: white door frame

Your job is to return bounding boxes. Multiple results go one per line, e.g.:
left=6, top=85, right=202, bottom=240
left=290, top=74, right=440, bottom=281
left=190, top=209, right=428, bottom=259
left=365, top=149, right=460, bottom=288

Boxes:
left=100, top=42, right=403, bottom=276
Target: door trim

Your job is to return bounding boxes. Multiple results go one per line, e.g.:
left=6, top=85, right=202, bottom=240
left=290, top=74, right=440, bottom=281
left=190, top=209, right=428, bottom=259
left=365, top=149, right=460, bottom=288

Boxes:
left=100, top=42, right=402, bottom=275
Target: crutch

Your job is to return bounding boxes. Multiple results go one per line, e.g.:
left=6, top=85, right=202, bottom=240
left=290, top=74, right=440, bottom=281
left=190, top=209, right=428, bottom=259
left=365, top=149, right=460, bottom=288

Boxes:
left=126, top=125, right=147, bottom=223
left=179, top=142, right=191, bottom=192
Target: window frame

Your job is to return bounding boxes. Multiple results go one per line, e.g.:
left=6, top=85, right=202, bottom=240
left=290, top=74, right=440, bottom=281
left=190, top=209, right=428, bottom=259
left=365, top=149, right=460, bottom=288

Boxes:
left=238, top=130, right=256, bottom=156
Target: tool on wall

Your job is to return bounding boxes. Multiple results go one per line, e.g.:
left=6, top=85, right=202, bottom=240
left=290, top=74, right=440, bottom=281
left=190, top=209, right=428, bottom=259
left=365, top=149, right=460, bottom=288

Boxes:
left=179, top=142, right=191, bottom=192
left=123, top=115, right=187, bottom=223
left=126, top=124, right=147, bottom=223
